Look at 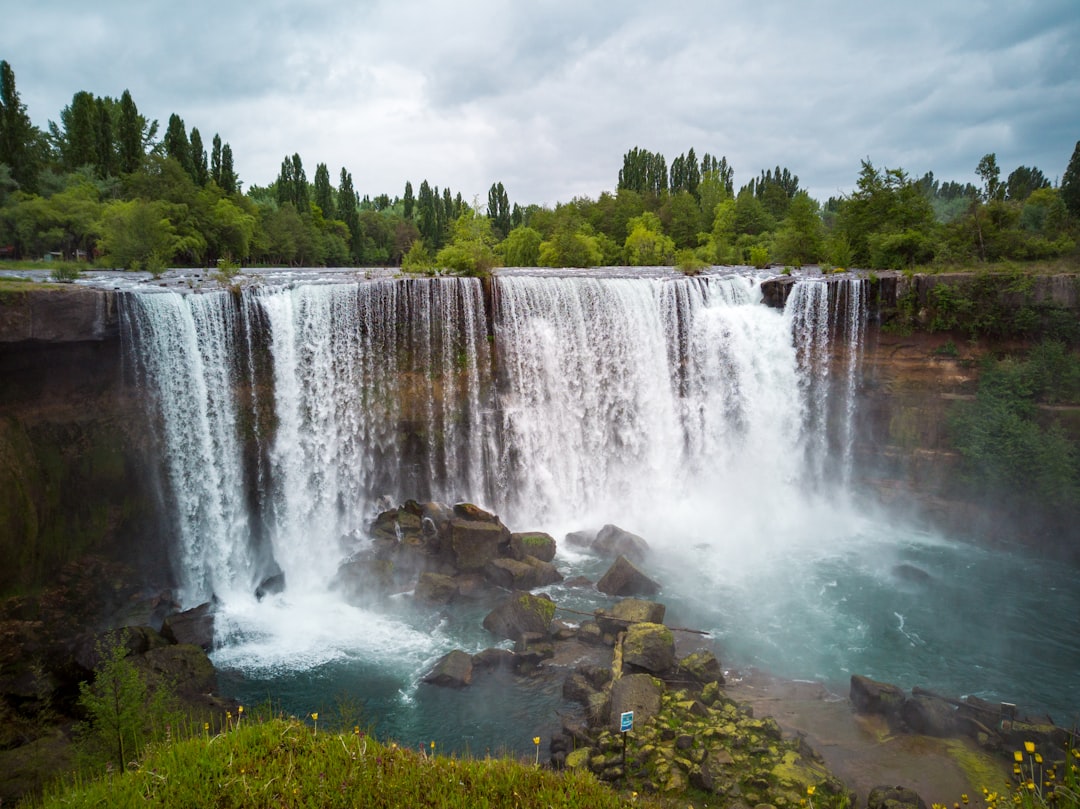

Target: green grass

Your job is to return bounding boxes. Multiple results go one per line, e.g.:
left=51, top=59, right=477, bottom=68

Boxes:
left=35, top=716, right=666, bottom=809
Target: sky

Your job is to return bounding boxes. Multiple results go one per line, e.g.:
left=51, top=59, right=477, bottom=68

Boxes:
left=2, top=1, right=1078, bottom=208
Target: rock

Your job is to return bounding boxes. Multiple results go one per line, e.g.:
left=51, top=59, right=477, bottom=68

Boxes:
left=594, top=524, right=650, bottom=562
left=563, top=672, right=597, bottom=704
left=450, top=518, right=510, bottom=572
left=678, top=650, right=724, bottom=685
left=510, top=532, right=557, bottom=563
left=867, top=785, right=928, bottom=809
left=901, top=694, right=957, bottom=737
left=471, top=648, right=516, bottom=670
left=160, top=602, right=215, bottom=651
left=414, top=572, right=459, bottom=603
left=452, top=502, right=501, bottom=524
left=565, top=747, right=591, bottom=769
left=254, top=572, right=285, bottom=600
left=609, top=672, right=664, bottom=730
left=334, top=557, right=394, bottom=603
left=73, top=625, right=169, bottom=673
left=576, top=621, right=606, bottom=645
left=596, top=555, right=660, bottom=596
left=422, top=650, right=473, bottom=688
left=850, top=674, right=906, bottom=721
left=138, top=643, right=217, bottom=696
left=484, top=557, right=562, bottom=590
left=562, top=575, right=594, bottom=588
left=621, top=622, right=675, bottom=674
left=481, top=593, right=556, bottom=641
left=596, top=598, right=666, bottom=634
left=564, top=529, right=596, bottom=550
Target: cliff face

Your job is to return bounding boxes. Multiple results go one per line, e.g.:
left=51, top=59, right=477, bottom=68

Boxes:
left=0, top=288, right=168, bottom=596
left=0, top=275, right=1076, bottom=597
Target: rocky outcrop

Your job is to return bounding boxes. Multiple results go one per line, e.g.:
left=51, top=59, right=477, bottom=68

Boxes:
left=620, top=622, right=675, bottom=674
left=596, top=555, right=660, bottom=596
left=422, top=650, right=474, bottom=688
left=481, top=593, right=556, bottom=641
left=0, top=288, right=120, bottom=343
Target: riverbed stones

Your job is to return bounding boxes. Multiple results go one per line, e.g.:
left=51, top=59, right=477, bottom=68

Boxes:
left=850, top=674, right=907, bottom=722
left=596, top=555, right=660, bottom=596
left=414, top=572, right=458, bottom=603
left=621, top=622, right=675, bottom=674
left=867, top=785, right=929, bottom=809
left=901, top=693, right=958, bottom=737
left=596, top=598, right=666, bottom=634
left=678, top=650, right=724, bottom=685
left=509, top=531, right=557, bottom=562
left=450, top=518, right=510, bottom=571
left=483, top=556, right=562, bottom=590
left=481, top=592, right=556, bottom=641
left=422, top=649, right=473, bottom=688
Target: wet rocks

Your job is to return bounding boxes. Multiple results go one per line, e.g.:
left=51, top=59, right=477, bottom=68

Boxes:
left=620, top=622, right=675, bottom=675
left=596, top=554, right=660, bottom=596
left=422, top=650, right=474, bottom=688
left=510, top=531, right=557, bottom=563
left=481, top=593, right=556, bottom=641
left=594, top=524, right=651, bottom=562
left=161, top=602, right=215, bottom=651
left=867, top=785, right=929, bottom=809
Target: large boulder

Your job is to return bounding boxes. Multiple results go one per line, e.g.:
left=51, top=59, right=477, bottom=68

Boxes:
left=621, top=622, right=675, bottom=674
left=481, top=593, right=556, bottom=641
left=594, top=524, right=650, bottom=562
left=509, top=532, right=557, bottom=563
left=484, top=557, right=562, bottom=590
left=901, top=693, right=957, bottom=737
left=596, top=555, right=660, bottom=597
left=138, top=643, right=218, bottom=696
left=452, top=502, right=502, bottom=524
left=850, top=674, right=907, bottom=722
left=422, top=650, right=473, bottom=688
left=609, top=673, right=664, bottom=730
left=596, top=598, right=666, bottom=634
left=678, top=650, right=724, bottom=685
left=450, top=519, right=510, bottom=572
left=414, top=572, right=459, bottom=604
left=161, top=602, right=215, bottom=651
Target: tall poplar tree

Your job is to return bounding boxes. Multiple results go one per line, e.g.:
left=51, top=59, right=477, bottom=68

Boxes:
left=339, top=167, right=361, bottom=259
left=189, top=127, right=208, bottom=186
left=163, top=113, right=191, bottom=176
left=313, top=162, right=334, bottom=219
left=1059, top=141, right=1080, bottom=218
left=210, top=133, right=222, bottom=186
left=220, top=143, right=238, bottom=194
left=117, top=90, right=143, bottom=174
left=403, top=180, right=415, bottom=219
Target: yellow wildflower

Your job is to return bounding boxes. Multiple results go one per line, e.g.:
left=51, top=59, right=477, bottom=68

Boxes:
left=807, top=786, right=816, bottom=796
left=1025, top=741, right=1036, bottom=754
left=533, top=736, right=541, bottom=745
left=1015, top=751, right=1024, bottom=762
left=311, top=712, right=318, bottom=721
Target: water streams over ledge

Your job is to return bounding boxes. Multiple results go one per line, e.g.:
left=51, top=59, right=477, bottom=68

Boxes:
left=118, top=271, right=1080, bottom=750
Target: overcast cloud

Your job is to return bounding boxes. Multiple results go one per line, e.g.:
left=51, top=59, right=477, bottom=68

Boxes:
left=2, top=1, right=1077, bottom=207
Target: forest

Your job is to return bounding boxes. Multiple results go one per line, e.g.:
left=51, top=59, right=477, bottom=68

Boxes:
left=2, top=59, right=1079, bottom=275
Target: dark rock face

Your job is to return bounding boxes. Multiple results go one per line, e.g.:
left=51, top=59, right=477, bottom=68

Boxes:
left=481, top=593, right=556, bottom=641
left=414, top=572, right=459, bottom=603
left=620, top=622, right=675, bottom=674
left=484, top=557, right=562, bottom=590
left=422, top=649, right=473, bottom=688
left=850, top=674, right=907, bottom=722
left=450, top=518, right=510, bottom=572
left=901, top=693, right=957, bottom=737
left=510, top=531, right=557, bottom=563
left=161, top=603, right=215, bottom=651
left=596, top=555, right=660, bottom=596
left=596, top=598, right=666, bottom=635
left=678, top=650, right=724, bottom=685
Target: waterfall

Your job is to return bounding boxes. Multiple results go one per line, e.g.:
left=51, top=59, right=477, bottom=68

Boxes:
left=122, top=272, right=866, bottom=606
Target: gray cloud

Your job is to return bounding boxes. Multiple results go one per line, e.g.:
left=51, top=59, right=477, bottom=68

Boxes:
left=2, top=0, right=1077, bottom=206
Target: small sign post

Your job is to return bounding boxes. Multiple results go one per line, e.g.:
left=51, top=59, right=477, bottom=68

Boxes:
left=619, top=711, right=633, bottom=775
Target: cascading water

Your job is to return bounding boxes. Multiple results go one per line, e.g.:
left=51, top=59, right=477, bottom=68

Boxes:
left=122, top=270, right=1079, bottom=746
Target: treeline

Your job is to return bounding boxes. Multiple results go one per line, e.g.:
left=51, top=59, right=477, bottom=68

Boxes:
left=1, top=59, right=1079, bottom=273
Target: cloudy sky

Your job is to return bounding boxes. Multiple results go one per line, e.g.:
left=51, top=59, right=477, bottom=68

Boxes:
left=2, top=1, right=1078, bottom=207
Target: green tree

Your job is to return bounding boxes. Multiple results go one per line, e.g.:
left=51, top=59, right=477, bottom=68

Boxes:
left=976, top=153, right=1003, bottom=201
left=773, top=191, right=823, bottom=266
left=313, top=162, right=334, bottom=219
left=500, top=225, right=542, bottom=266
left=163, top=113, right=192, bottom=177
left=338, top=167, right=361, bottom=260
left=93, top=97, right=115, bottom=179
left=210, top=133, right=222, bottom=186
left=219, top=143, right=238, bottom=194
left=623, top=211, right=676, bottom=265
left=189, top=127, right=208, bottom=186
left=487, top=181, right=511, bottom=239
left=1005, top=165, right=1049, bottom=202
left=417, top=180, right=439, bottom=246
left=403, top=180, right=415, bottom=219
left=0, top=60, right=45, bottom=192
left=76, top=636, right=176, bottom=774
left=435, top=206, right=499, bottom=275
left=51, top=91, right=99, bottom=172
left=661, top=190, right=703, bottom=249
left=1061, top=140, right=1080, bottom=219
left=98, top=198, right=180, bottom=269
left=116, top=90, right=143, bottom=174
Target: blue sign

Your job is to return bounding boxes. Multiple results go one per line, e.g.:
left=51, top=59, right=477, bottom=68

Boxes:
left=620, top=711, right=634, bottom=733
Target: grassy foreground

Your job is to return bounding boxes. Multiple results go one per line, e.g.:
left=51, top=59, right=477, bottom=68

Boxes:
left=35, top=716, right=666, bottom=809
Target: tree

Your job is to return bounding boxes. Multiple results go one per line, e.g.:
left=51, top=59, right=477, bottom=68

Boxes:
left=163, top=113, right=192, bottom=177
left=51, top=90, right=98, bottom=172
left=773, top=191, right=823, bottom=266
left=1005, top=165, right=1049, bottom=202
left=403, top=180, right=415, bottom=219
left=0, top=60, right=44, bottom=192
left=338, top=167, right=361, bottom=260
left=313, top=162, right=334, bottom=219
left=189, top=127, right=208, bottom=186
left=219, top=143, right=238, bottom=194
left=210, top=133, right=222, bottom=186
left=117, top=90, right=143, bottom=174
left=976, top=153, right=1003, bottom=201
left=500, top=225, right=542, bottom=267
left=417, top=180, right=438, bottom=246
left=98, top=198, right=180, bottom=270
left=623, top=211, right=676, bottom=265
left=1061, top=141, right=1080, bottom=219
left=94, top=97, right=115, bottom=178
left=487, top=181, right=510, bottom=238
left=435, top=206, right=499, bottom=275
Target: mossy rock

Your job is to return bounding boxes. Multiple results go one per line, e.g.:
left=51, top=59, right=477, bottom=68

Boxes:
left=564, top=748, right=591, bottom=770
left=621, top=622, right=674, bottom=674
